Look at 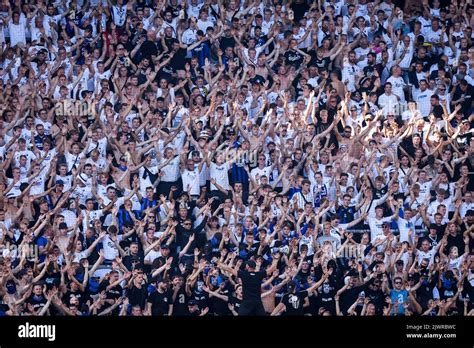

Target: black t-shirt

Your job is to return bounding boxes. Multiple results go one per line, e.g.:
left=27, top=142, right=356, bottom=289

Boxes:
left=365, top=287, right=385, bottom=315
left=192, top=289, right=209, bottom=309
left=147, top=289, right=172, bottom=316
left=43, top=271, right=61, bottom=289
left=317, top=279, right=336, bottom=313
left=444, top=233, right=465, bottom=256
left=452, top=84, right=474, bottom=116
left=127, top=283, right=148, bottom=309
left=339, top=285, right=366, bottom=314
left=228, top=295, right=241, bottom=313
left=290, top=1, right=310, bottom=22
left=281, top=291, right=307, bottom=315
left=99, top=280, right=122, bottom=301
left=172, top=287, right=188, bottom=315
left=312, top=56, right=330, bottom=70
left=26, top=295, right=47, bottom=313
left=139, top=40, right=158, bottom=59
left=432, top=104, right=444, bottom=119
left=237, top=269, right=265, bottom=301
left=123, top=252, right=145, bottom=271
left=220, top=36, right=236, bottom=50
left=249, top=74, right=266, bottom=86
left=210, top=287, right=231, bottom=315
left=284, top=50, right=304, bottom=67
left=170, top=48, right=187, bottom=71
left=62, top=289, right=87, bottom=306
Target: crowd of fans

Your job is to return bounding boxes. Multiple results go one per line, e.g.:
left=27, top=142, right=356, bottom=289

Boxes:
left=0, top=0, right=473, bottom=317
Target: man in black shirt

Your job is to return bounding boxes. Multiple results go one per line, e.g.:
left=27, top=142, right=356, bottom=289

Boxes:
left=171, top=275, right=188, bottom=316
left=26, top=283, right=47, bottom=314
left=452, top=79, right=474, bottom=117
left=146, top=278, right=173, bottom=316
left=271, top=274, right=331, bottom=315
left=217, top=256, right=278, bottom=315
left=271, top=280, right=308, bottom=316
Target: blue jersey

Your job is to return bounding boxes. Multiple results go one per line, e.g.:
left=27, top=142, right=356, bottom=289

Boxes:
left=390, top=289, right=408, bottom=315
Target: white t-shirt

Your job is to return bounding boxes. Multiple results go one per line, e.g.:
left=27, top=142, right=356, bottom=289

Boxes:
left=8, top=21, right=27, bottom=47
left=160, top=156, right=180, bottom=182
left=386, top=76, right=406, bottom=102
left=29, top=176, right=46, bottom=196
left=84, top=209, right=104, bottom=230
left=86, top=138, right=108, bottom=158
left=416, top=248, right=436, bottom=266
left=210, top=162, right=230, bottom=190
left=13, top=150, right=37, bottom=168
left=65, top=151, right=85, bottom=172
left=6, top=178, right=28, bottom=197
left=414, top=88, right=434, bottom=117
left=182, top=168, right=200, bottom=196
left=397, top=216, right=416, bottom=244
left=102, top=234, right=123, bottom=260
left=368, top=216, right=392, bottom=242
left=250, top=166, right=272, bottom=186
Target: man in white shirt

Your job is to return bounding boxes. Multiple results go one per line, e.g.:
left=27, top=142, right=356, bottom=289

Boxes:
left=196, top=9, right=214, bottom=33
left=341, top=51, right=361, bottom=92
left=414, top=79, right=434, bottom=117
left=292, top=180, right=315, bottom=210
left=394, top=207, right=417, bottom=245
left=366, top=206, right=393, bottom=242
left=378, top=82, right=399, bottom=114
left=158, top=147, right=181, bottom=195
left=250, top=154, right=273, bottom=186
left=181, top=158, right=203, bottom=197
left=386, top=65, right=406, bottom=103
left=13, top=138, right=37, bottom=168
left=8, top=11, right=27, bottom=47
left=427, top=189, right=456, bottom=222
left=187, top=0, right=203, bottom=19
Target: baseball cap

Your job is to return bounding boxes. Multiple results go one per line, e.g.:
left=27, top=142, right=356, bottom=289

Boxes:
left=152, top=276, right=165, bottom=284
left=188, top=299, right=197, bottom=306
left=246, top=260, right=256, bottom=269
left=59, top=222, right=68, bottom=230
left=56, top=180, right=64, bottom=186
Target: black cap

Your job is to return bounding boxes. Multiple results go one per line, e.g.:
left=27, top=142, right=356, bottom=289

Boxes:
left=287, top=280, right=297, bottom=290
left=152, top=276, right=165, bottom=284
left=188, top=300, right=197, bottom=306
left=59, top=222, right=68, bottom=230
left=246, top=260, right=256, bottom=269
